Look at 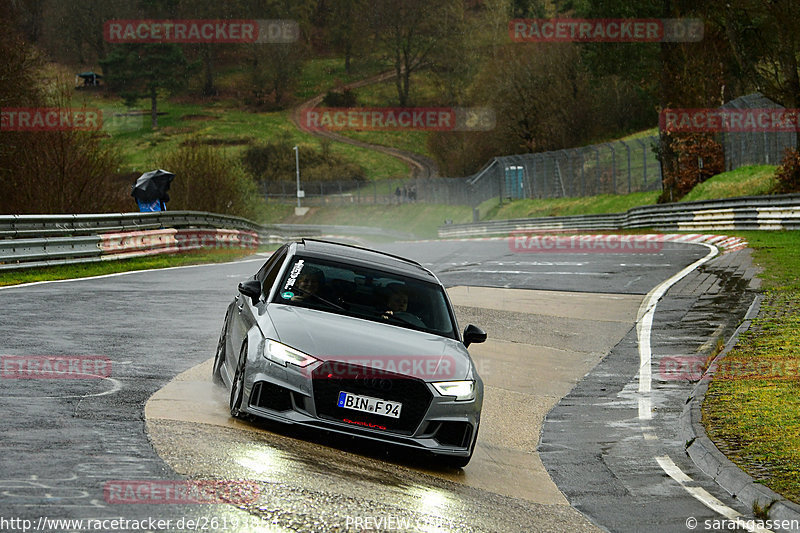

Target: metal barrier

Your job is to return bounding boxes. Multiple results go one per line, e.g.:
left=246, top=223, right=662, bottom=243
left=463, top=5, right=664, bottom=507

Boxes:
left=0, top=211, right=414, bottom=271
left=438, top=194, right=800, bottom=237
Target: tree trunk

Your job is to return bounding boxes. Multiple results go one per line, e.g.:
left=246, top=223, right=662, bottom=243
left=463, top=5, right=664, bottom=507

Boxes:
left=151, top=86, right=158, bottom=129
left=202, top=46, right=217, bottom=97
left=394, top=53, right=405, bottom=107
left=344, top=41, right=352, bottom=74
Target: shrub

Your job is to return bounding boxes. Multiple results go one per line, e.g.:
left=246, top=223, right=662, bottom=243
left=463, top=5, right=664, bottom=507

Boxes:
left=657, top=132, right=724, bottom=203
left=157, top=145, right=261, bottom=219
left=322, top=89, right=357, bottom=107
left=774, top=148, right=800, bottom=194
left=242, top=138, right=366, bottom=193
left=0, top=79, right=128, bottom=214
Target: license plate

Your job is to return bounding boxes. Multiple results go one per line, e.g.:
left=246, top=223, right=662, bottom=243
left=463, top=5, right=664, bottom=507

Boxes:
left=337, top=391, right=402, bottom=419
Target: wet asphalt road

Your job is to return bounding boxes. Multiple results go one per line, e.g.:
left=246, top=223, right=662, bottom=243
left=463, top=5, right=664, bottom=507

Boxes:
left=0, top=238, right=754, bottom=532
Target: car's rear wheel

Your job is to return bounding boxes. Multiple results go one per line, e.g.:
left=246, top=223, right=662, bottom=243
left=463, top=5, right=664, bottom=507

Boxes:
left=211, top=311, right=229, bottom=385
left=229, top=343, right=248, bottom=418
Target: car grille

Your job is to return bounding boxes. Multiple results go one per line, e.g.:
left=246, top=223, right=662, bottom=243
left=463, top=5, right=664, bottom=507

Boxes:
left=312, top=361, right=432, bottom=434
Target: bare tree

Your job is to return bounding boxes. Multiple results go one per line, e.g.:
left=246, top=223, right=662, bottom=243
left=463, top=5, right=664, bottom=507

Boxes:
left=372, top=0, right=462, bottom=107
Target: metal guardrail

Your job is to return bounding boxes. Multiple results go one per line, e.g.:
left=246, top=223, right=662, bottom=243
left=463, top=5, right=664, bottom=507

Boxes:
left=0, top=211, right=414, bottom=271
left=0, top=211, right=261, bottom=239
left=438, top=194, right=800, bottom=237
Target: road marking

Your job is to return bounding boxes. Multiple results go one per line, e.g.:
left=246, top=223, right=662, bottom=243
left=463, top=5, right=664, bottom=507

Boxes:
left=636, top=243, right=717, bottom=419
left=0, top=376, right=122, bottom=399
left=636, top=245, right=773, bottom=528
left=0, top=257, right=265, bottom=291
left=695, top=323, right=725, bottom=353
left=656, top=456, right=773, bottom=533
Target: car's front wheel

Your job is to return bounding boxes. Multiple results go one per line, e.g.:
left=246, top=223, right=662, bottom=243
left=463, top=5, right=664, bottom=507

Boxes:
left=229, top=343, right=248, bottom=419
left=211, top=311, right=229, bottom=385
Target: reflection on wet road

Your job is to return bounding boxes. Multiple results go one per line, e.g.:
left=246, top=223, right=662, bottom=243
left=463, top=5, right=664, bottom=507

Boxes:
left=146, top=285, right=642, bottom=531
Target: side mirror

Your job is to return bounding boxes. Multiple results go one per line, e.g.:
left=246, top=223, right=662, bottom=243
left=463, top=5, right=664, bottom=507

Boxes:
left=463, top=324, right=487, bottom=348
left=238, top=279, right=262, bottom=306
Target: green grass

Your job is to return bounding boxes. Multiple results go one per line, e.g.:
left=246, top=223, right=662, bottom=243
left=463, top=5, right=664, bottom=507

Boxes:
left=484, top=191, right=661, bottom=219
left=0, top=248, right=268, bottom=287
left=481, top=164, right=779, bottom=220
left=703, top=231, right=800, bottom=504
left=681, top=165, right=777, bottom=202
left=295, top=56, right=387, bottom=101
left=322, top=75, right=442, bottom=159
left=77, top=92, right=409, bottom=180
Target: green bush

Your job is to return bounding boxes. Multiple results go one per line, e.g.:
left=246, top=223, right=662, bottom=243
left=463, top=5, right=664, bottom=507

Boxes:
left=158, top=145, right=261, bottom=219
left=322, top=88, right=357, bottom=107
left=242, top=137, right=366, bottom=192
left=657, top=133, right=724, bottom=203
left=774, top=148, right=800, bottom=194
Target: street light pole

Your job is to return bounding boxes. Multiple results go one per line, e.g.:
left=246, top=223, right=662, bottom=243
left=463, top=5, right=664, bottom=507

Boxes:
left=293, top=146, right=301, bottom=208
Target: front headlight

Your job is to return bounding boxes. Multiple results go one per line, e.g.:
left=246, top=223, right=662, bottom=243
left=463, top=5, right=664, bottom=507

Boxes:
left=265, top=340, right=317, bottom=368
left=432, top=380, right=475, bottom=401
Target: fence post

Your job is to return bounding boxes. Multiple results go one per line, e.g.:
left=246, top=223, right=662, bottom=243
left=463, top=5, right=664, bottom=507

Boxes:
left=621, top=140, right=631, bottom=193
left=580, top=149, right=586, bottom=196
left=636, top=138, right=647, bottom=189
left=608, top=143, right=617, bottom=194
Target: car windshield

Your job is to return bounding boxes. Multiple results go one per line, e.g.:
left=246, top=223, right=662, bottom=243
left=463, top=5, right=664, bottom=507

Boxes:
left=272, top=256, right=457, bottom=339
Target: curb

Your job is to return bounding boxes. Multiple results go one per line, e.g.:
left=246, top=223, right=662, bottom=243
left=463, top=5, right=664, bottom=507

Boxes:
left=680, top=293, right=800, bottom=532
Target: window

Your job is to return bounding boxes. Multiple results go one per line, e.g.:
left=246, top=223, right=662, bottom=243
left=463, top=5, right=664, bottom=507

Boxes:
left=272, top=256, right=457, bottom=339
left=255, top=244, right=288, bottom=300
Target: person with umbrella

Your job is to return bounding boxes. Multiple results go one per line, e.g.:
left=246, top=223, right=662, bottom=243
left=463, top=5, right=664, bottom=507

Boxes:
left=132, top=169, right=174, bottom=212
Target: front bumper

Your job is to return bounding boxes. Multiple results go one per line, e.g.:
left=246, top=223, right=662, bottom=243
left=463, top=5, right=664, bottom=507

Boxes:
left=240, top=356, right=482, bottom=457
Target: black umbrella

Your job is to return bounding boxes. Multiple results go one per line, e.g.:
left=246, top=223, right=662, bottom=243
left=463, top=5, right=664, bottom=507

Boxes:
left=131, top=169, right=174, bottom=203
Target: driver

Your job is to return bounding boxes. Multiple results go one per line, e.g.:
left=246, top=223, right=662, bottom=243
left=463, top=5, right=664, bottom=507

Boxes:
left=291, top=267, right=325, bottom=301
left=382, top=284, right=425, bottom=327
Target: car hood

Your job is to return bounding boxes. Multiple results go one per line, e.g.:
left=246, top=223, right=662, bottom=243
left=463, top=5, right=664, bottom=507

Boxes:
left=265, top=304, right=472, bottom=381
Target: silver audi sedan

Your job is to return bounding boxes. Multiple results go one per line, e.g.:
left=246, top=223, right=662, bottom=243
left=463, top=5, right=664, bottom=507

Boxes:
left=213, top=239, right=486, bottom=467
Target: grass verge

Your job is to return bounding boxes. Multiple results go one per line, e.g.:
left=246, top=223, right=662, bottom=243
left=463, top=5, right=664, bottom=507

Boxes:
left=702, top=230, right=800, bottom=503
left=0, top=248, right=271, bottom=287
left=484, top=191, right=661, bottom=219
left=680, top=165, right=777, bottom=202
left=483, top=164, right=778, bottom=220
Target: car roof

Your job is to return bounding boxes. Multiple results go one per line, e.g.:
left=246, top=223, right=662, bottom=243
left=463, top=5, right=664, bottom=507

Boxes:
left=293, top=239, right=438, bottom=283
